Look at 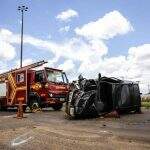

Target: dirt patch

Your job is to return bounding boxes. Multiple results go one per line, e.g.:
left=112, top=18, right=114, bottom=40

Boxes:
left=0, top=108, right=150, bottom=150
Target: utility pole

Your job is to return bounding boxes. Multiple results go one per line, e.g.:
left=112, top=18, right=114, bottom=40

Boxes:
left=18, top=6, right=28, bottom=68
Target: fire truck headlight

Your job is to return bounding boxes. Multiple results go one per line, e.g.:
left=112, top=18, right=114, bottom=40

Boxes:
left=49, top=93, right=53, bottom=97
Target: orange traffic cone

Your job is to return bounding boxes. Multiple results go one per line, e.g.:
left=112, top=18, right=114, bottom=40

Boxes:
left=15, top=101, right=26, bottom=119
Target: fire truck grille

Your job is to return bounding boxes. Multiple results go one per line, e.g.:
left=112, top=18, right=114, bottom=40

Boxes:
left=51, top=94, right=67, bottom=98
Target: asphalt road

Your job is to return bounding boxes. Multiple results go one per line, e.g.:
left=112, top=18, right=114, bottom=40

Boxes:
left=0, top=108, right=150, bottom=150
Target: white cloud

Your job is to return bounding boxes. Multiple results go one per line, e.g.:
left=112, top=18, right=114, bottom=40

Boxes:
left=0, top=41, right=16, bottom=60
left=0, top=61, right=8, bottom=73
left=58, top=59, right=78, bottom=81
left=0, top=29, right=12, bottom=40
left=127, top=44, right=150, bottom=83
left=78, top=42, right=150, bottom=92
left=73, top=10, right=134, bottom=79
left=89, top=39, right=108, bottom=56
left=15, top=58, right=34, bottom=68
left=59, top=26, right=70, bottom=32
left=58, top=59, right=75, bottom=72
left=18, top=36, right=107, bottom=63
left=0, top=29, right=16, bottom=60
left=128, top=44, right=150, bottom=63
left=56, top=9, right=78, bottom=21
left=0, top=10, right=149, bottom=93
left=75, top=10, right=133, bottom=40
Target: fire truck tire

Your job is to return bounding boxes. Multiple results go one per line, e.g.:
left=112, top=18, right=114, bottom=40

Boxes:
left=52, top=104, right=63, bottom=111
left=29, top=94, right=41, bottom=111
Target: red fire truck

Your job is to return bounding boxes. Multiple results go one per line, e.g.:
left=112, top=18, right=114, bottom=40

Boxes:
left=0, top=60, right=70, bottom=111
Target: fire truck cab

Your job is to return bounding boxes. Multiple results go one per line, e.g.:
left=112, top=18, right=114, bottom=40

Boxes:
left=0, top=60, right=70, bottom=111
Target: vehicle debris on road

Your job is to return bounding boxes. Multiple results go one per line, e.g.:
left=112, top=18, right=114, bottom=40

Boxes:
left=65, top=73, right=141, bottom=118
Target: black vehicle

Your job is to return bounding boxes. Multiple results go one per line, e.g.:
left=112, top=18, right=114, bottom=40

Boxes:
left=66, top=74, right=141, bottom=118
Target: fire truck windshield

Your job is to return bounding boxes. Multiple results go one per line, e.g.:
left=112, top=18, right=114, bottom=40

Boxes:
left=46, top=70, right=68, bottom=83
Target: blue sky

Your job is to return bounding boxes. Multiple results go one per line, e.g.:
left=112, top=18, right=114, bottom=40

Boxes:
left=0, top=0, right=150, bottom=92
left=1, top=0, right=150, bottom=54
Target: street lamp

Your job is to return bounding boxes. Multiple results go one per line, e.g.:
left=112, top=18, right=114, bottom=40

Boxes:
left=18, top=5, right=28, bottom=68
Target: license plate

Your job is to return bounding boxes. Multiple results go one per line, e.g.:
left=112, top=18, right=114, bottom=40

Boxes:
left=60, top=98, right=65, bottom=101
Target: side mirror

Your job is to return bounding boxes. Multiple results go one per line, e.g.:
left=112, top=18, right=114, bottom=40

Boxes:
left=67, top=78, right=69, bottom=84
left=62, top=72, right=69, bottom=84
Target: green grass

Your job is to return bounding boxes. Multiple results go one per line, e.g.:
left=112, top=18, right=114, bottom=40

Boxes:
left=142, top=101, right=150, bottom=109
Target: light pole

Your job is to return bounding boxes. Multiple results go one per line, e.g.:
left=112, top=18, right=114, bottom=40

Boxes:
left=18, top=6, right=28, bottom=68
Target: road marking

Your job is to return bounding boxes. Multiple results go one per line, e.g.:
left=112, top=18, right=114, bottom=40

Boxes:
left=3, top=115, right=15, bottom=118
left=11, top=132, right=34, bottom=146
left=99, top=130, right=109, bottom=133
left=3, top=114, right=29, bottom=118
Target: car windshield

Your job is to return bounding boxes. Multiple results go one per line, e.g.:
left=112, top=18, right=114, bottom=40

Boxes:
left=46, top=70, right=67, bottom=83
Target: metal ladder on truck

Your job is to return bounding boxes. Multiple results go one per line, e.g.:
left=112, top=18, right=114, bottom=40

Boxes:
left=0, top=60, right=47, bottom=81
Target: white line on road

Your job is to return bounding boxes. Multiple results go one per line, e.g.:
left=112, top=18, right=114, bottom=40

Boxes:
left=11, top=131, right=34, bottom=146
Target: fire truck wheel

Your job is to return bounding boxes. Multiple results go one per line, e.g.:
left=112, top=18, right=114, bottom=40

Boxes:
left=29, top=95, right=41, bottom=112
left=29, top=100, right=40, bottom=111
left=52, top=104, right=63, bottom=111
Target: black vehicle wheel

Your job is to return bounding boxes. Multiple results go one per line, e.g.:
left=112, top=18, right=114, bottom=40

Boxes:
left=29, top=100, right=40, bottom=112
left=52, top=104, right=63, bottom=111
left=135, top=106, right=141, bottom=114
left=29, top=95, right=41, bottom=112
